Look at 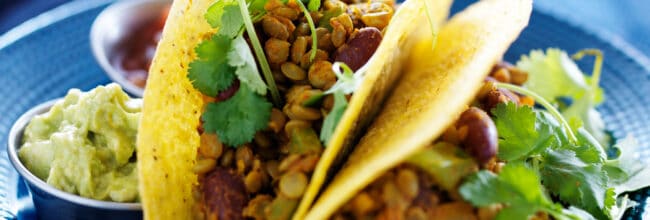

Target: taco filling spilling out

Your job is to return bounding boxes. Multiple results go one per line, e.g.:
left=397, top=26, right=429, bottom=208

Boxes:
left=189, top=0, right=396, bottom=218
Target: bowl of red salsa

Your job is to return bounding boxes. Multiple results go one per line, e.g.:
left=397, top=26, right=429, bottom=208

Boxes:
left=90, top=0, right=170, bottom=97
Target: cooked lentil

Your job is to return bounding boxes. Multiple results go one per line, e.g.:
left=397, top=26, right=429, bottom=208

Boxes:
left=195, top=0, right=395, bottom=218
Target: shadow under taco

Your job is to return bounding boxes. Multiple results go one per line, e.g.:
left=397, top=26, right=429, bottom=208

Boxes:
left=135, top=0, right=453, bottom=219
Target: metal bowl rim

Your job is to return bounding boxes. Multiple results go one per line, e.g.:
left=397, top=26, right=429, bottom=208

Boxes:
left=6, top=99, right=142, bottom=210
left=90, top=0, right=171, bottom=98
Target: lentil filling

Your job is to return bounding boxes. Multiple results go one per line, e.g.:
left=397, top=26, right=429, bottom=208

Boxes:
left=193, top=0, right=395, bottom=219
left=331, top=62, right=535, bottom=220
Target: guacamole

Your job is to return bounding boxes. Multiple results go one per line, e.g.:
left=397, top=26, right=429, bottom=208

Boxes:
left=18, top=83, right=141, bottom=202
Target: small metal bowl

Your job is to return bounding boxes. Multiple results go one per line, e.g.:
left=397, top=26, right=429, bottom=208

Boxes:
left=90, top=0, right=171, bottom=97
left=6, top=99, right=142, bottom=220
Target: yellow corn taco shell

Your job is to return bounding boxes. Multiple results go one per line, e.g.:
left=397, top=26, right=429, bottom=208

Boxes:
left=304, top=0, right=532, bottom=219
left=136, top=0, right=452, bottom=219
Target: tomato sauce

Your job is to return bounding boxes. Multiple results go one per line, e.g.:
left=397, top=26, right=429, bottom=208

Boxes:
left=112, top=6, right=169, bottom=88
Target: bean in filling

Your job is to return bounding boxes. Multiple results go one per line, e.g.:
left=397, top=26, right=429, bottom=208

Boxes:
left=332, top=63, right=533, bottom=220
left=194, top=0, right=395, bottom=219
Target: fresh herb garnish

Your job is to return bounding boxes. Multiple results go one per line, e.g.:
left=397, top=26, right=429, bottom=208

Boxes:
left=564, top=49, right=609, bottom=146
left=491, top=101, right=561, bottom=161
left=459, top=48, right=650, bottom=219
left=463, top=101, right=645, bottom=219
left=206, top=2, right=244, bottom=38
left=516, top=48, right=593, bottom=104
left=495, top=82, right=578, bottom=144
left=328, top=62, right=365, bottom=94
left=248, top=0, right=269, bottom=21
left=317, top=62, right=366, bottom=144
left=236, top=0, right=281, bottom=105
left=320, top=90, right=347, bottom=144
left=490, top=103, right=612, bottom=219
left=460, top=162, right=590, bottom=220
left=295, top=0, right=318, bottom=62
left=539, top=147, right=613, bottom=219
left=318, top=6, right=343, bottom=30
left=228, top=35, right=268, bottom=95
left=516, top=48, right=609, bottom=145
left=306, top=0, right=320, bottom=12
left=202, top=84, right=272, bottom=146
left=188, top=35, right=237, bottom=96
left=189, top=0, right=288, bottom=147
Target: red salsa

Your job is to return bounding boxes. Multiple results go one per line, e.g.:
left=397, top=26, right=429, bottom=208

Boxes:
left=112, top=6, right=169, bottom=88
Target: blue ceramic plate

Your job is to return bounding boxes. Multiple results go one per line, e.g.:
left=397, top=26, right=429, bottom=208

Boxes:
left=1, top=0, right=649, bottom=219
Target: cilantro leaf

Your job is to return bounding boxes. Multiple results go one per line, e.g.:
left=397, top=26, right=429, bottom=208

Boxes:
left=608, top=136, right=650, bottom=194
left=562, top=50, right=609, bottom=146
left=320, top=90, right=347, bottom=144
left=295, top=0, right=318, bottom=61
left=326, top=62, right=364, bottom=95
left=236, top=0, right=281, bottom=105
left=307, top=0, right=320, bottom=12
left=188, top=35, right=236, bottom=96
left=516, top=48, right=609, bottom=146
left=539, top=148, right=612, bottom=219
left=460, top=162, right=588, bottom=220
left=574, top=128, right=607, bottom=163
left=492, top=103, right=559, bottom=161
left=516, top=48, right=589, bottom=102
left=490, top=102, right=645, bottom=219
left=562, top=81, right=609, bottom=148
left=206, top=1, right=244, bottom=38
left=228, top=35, right=268, bottom=95
left=248, top=0, right=268, bottom=21
left=202, top=84, right=272, bottom=146
left=319, top=62, right=363, bottom=144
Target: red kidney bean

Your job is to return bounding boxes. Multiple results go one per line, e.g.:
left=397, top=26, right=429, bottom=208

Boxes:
left=218, top=80, right=240, bottom=101
left=202, top=167, right=248, bottom=220
left=456, top=107, right=498, bottom=164
left=333, top=27, right=382, bottom=71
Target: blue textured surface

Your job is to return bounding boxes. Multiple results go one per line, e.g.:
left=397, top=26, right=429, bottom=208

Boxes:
left=0, top=0, right=649, bottom=219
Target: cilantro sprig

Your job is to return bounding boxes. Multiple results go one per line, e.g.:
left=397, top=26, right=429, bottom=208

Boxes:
left=306, top=0, right=320, bottom=12
left=203, top=84, right=272, bottom=146
left=463, top=101, right=647, bottom=219
left=564, top=50, right=610, bottom=146
left=486, top=103, right=614, bottom=219
left=495, top=82, right=578, bottom=144
left=189, top=0, right=293, bottom=147
left=295, top=0, right=318, bottom=62
left=460, top=162, right=590, bottom=220
left=188, top=35, right=237, bottom=96
left=316, top=62, right=366, bottom=144
left=460, top=48, right=650, bottom=219
left=236, top=0, right=281, bottom=105
left=491, top=101, right=561, bottom=161
left=517, top=48, right=609, bottom=145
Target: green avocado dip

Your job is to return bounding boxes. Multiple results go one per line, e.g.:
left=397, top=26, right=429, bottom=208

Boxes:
left=18, top=83, right=141, bottom=202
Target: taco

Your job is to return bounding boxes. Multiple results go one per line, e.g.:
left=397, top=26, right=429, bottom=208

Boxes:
left=304, top=0, right=532, bottom=219
left=306, top=0, right=650, bottom=219
left=136, top=0, right=453, bottom=219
